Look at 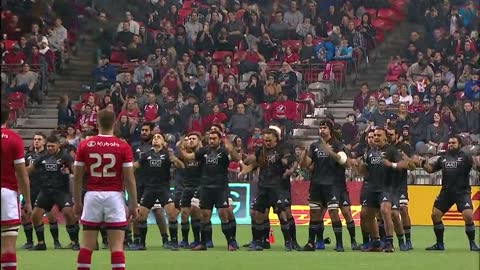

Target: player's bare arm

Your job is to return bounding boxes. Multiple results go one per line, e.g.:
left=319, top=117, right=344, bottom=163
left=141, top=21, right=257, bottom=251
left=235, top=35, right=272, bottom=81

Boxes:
left=73, top=165, right=85, bottom=216
left=123, top=166, right=138, bottom=220
left=168, top=148, right=185, bottom=169
left=16, top=162, right=32, bottom=216
left=420, top=157, right=439, bottom=174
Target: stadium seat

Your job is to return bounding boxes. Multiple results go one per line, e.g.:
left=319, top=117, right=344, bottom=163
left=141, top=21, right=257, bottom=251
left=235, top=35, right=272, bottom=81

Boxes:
left=212, top=51, right=233, bottom=63
left=178, top=9, right=192, bottom=24
left=377, top=8, right=404, bottom=22
left=233, top=51, right=247, bottom=64
left=110, top=51, right=127, bottom=64
left=295, top=102, right=306, bottom=124
left=365, top=8, right=377, bottom=19
left=371, top=18, right=394, bottom=32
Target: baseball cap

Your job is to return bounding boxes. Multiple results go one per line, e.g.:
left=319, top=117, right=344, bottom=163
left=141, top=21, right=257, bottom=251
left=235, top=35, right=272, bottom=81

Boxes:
left=388, top=113, right=398, bottom=120
left=318, top=119, right=333, bottom=130
left=402, top=124, right=410, bottom=130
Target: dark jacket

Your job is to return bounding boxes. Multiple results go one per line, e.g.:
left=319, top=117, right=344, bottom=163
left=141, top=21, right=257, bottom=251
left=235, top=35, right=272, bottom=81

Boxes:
left=456, top=110, right=480, bottom=135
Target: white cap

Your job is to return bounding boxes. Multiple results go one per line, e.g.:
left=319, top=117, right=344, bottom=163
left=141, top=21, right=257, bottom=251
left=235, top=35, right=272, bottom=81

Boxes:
left=269, top=125, right=282, bottom=139
left=41, top=36, right=49, bottom=45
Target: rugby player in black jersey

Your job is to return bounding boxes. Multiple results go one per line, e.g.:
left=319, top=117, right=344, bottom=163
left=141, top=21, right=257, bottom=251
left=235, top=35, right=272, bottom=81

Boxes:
left=240, top=128, right=297, bottom=251
left=300, top=120, right=351, bottom=252
left=21, top=133, right=60, bottom=249
left=421, top=135, right=480, bottom=251
left=386, top=125, right=416, bottom=251
left=132, top=123, right=169, bottom=249
left=180, top=131, right=240, bottom=251
left=177, top=132, right=203, bottom=248
left=354, top=127, right=414, bottom=252
left=134, top=133, right=184, bottom=250
left=28, top=136, right=80, bottom=251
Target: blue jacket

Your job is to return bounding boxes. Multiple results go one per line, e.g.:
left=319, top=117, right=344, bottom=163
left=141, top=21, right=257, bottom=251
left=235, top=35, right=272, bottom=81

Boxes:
left=91, top=64, right=116, bottom=83
left=464, top=80, right=479, bottom=101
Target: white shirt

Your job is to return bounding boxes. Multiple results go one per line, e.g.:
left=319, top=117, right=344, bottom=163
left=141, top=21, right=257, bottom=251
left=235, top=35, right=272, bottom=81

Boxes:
left=399, top=94, right=413, bottom=105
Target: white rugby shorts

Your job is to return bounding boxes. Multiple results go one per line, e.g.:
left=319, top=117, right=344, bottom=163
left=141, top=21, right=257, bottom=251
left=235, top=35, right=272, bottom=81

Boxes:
left=81, top=191, right=128, bottom=227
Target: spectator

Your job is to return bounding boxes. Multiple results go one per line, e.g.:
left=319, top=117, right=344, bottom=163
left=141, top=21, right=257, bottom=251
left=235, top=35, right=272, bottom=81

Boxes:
left=117, top=114, right=134, bottom=142
left=239, top=43, right=266, bottom=74
left=221, top=55, right=239, bottom=77
left=264, top=73, right=282, bottom=103
left=109, top=81, right=126, bottom=112
left=278, top=61, right=298, bottom=100
left=341, top=113, right=359, bottom=153
left=397, top=103, right=410, bottom=130
left=440, top=65, right=455, bottom=89
left=185, top=103, right=206, bottom=133
left=386, top=93, right=401, bottom=113
left=3, top=45, right=26, bottom=64
left=357, top=13, right=376, bottom=53
left=133, top=59, right=154, bottom=83
left=196, top=22, right=215, bottom=52
left=52, top=18, right=68, bottom=46
left=216, top=26, right=235, bottom=51
left=399, top=84, right=413, bottom=105
left=269, top=92, right=296, bottom=138
left=353, top=83, right=369, bottom=116
left=258, top=33, right=278, bottom=61
left=325, top=5, right=341, bottom=26
left=65, top=125, right=80, bottom=148
left=270, top=12, right=289, bottom=41
left=283, top=46, right=301, bottom=65
left=247, top=126, right=263, bottom=153
left=222, top=97, right=237, bottom=122
left=244, top=95, right=264, bottom=127
left=39, top=37, right=55, bottom=75
left=185, top=12, right=203, bottom=44
left=424, top=8, right=444, bottom=38
left=385, top=56, right=404, bottom=82
left=117, top=12, right=140, bottom=35
left=126, top=35, right=148, bottom=61
left=408, top=112, right=424, bottom=147
left=219, top=80, right=242, bottom=104
left=407, top=59, right=434, bottom=92
left=183, top=75, right=203, bottom=101
left=420, top=99, right=435, bottom=126
left=160, top=101, right=184, bottom=138
left=245, top=74, right=264, bottom=104
left=299, top=33, right=316, bottom=63
left=3, top=15, right=22, bottom=41
left=345, top=21, right=366, bottom=63
left=429, top=28, right=449, bottom=55
left=464, top=72, right=479, bottom=100
left=245, top=10, right=266, bottom=49
left=426, top=111, right=449, bottom=152
left=457, top=64, right=473, bottom=90
left=284, top=1, right=303, bottom=36
left=115, top=22, right=135, bottom=49
left=432, top=94, right=444, bottom=112
left=229, top=103, right=255, bottom=144
left=403, top=42, right=418, bottom=65
left=9, top=63, right=38, bottom=96
left=226, top=12, right=245, bottom=46
left=57, top=94, right=75, bottom=127
left=441, top=105, right=456, bottom=133
left=206, top=104, right=227, bottom=127
left=118, top=97, right=141, bottom=121
left=460, top=1, right=477, bottom=31
left=160, top=68, right=182, bottom=98
left=441, top=84, right=456, bottom=109
left=76, top=104, right=97, bottom=130
left=371, top=99, right=389, bottom=127
left=121, top=72, right=136, bottom=97
left=408, top=94, right=424, bottom=113
left=26, top=23, right=42, bottom=48
left=201, top=92, right=216, bottom=116
left=360, top=95, right=378, bottom=123
left=313, top=16, right=329, bottom=38
left=333, top=37, right=353, bottom=62
left=296, top=17, right=316, bottom=39
left=92, top=55, right=116, bottom=90
left=81, top=95, right=100, bottom=114
left=456, top=101, right=480, bottom=137
left=92, top=12, right=114, bottom=60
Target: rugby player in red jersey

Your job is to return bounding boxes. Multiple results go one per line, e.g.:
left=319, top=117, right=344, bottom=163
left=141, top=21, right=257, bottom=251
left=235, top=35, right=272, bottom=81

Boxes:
left=73, top=109, right=138, bottom=270
left=1, top=106, right=32, bottom=270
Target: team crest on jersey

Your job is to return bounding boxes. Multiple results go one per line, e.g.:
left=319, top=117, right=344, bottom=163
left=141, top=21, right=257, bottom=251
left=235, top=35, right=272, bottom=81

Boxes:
left=267, top=152, right=278, bottom=164
left=149, top=158, right=163, bottom=167
left=45, top=163, right=58, bottom=171
left=87, top=141, right=96, bottom=147
left=444, top=161, right=458, bottom=169
left=314, top=148, right=328, bottom=157
left=370, top=156, right=382, bottom=164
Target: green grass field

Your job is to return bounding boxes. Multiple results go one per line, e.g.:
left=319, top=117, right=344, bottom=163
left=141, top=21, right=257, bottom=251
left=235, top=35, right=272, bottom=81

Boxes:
left=15, top=225, right=479, bottom=270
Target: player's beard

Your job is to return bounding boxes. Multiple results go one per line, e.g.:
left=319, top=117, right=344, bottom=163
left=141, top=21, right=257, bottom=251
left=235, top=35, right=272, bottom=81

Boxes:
left=447, top=146, right=460, bottom=154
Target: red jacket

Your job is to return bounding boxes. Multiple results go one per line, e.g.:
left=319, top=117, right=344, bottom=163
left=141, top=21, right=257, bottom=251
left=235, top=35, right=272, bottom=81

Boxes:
left=206, top=112, right=227, bottom=126
left=3, top=51, right=26, bottom=64
left=186, top=115, right=207, bottom=133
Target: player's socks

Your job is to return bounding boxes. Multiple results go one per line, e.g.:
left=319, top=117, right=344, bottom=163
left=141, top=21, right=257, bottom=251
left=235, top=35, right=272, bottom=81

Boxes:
left=252, top=222, right=264, bottom=242
left=1, top=253, right=17, bottom=270
left=133, top=231, right=141, bottom=245
left=124, top=228, right=133, bottom=245
left=23, top=222, right=34, bottom=244
left=111, top=251, right=125, bottom=270
left=262, top=220, right=270, bottom=243
left=465, top=223, right=475, bottom=242
left=49, top=222, right=59, bottom=242
left=346, top=221, right=356, bottom=243
left=287, top=217, right=297, bottom=244
left=361, top=229, right=370, bottom=244
left=66, top=224, right=79, bottom=243
left=161, top=233, right=169, bottom=245
left=191, top=219, right=201, bottom=243
left=378, top=222, right=386, bottom=242
left=279, top=219, right=291, bottom=246
left=181, top=222, right=190, bottom=243
left=34, top=224, right=45, bottom=244
left=169, top=221, right=179, bottom=244
left=404, top=225, right=411, bottom=242
left=221, top=222, right=232, bottom=243
left=201, top=222, right=212, bottom=245
left=137, top=222, right=148, bottom=246
left=332, top=221, right=343, bottom=248
left=433, top=221, right=444, bottom=244
left=316, top=220, right=325, bottom=242
left=308, top=220, right=320, bottom=243
left=77, top=248, right=92, bottom=270
left=229, top=219, right=237, bottom=240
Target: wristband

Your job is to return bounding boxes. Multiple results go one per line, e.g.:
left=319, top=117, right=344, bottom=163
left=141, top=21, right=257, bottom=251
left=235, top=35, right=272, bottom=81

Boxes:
left=392, top=163, right=398, bottom=169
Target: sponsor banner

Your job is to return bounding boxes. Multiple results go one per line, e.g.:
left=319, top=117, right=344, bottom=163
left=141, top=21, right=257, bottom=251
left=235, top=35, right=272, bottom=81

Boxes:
left=268, top=205, right=362, bottom=226
left=408, top=186, right=480, bottom=226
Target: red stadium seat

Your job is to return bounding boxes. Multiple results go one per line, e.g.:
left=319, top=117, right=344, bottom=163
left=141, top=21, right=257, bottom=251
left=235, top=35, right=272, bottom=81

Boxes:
left=178, top=9, right=192, bottom=24
left=295, top=102, right=306, bottom=124
left=372, top=19, right=394, bottom=32
left=4, top=40, right=17, bottom=50
left=212, top=51, right=234, bottom=63
left=377, top=8, right=404, bottom=22
left=110, top=51, right=127, bottom=64
left=183, top=1, right=194, bottom=9
left=281, top=40, right=302, bottom=53
left=233, top=51, right=247, bottom=64
left=365, top=8, right=377, bottom=19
